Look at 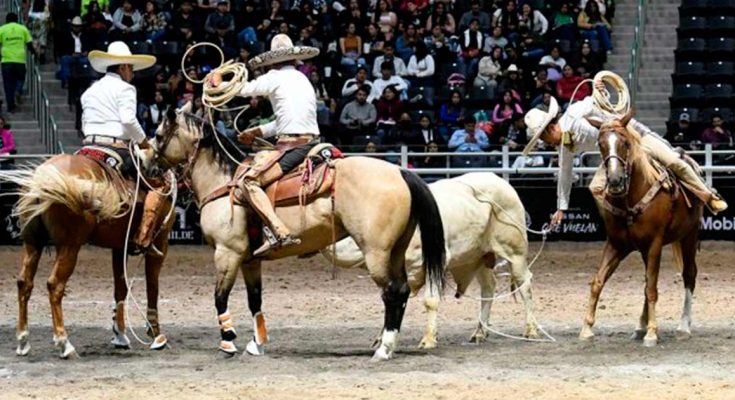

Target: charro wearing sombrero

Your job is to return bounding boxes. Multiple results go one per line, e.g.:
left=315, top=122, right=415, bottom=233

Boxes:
left=523, top=80, right=728, bottom=228
left=81, top=41, right=168, bottom=255
left=210, top=34, right=321, bottom=256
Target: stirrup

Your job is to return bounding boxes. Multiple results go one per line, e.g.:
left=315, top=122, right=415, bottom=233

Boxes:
left=253, top=229, right=301, bottom=257
left=128, top=243, right=164, bottom=257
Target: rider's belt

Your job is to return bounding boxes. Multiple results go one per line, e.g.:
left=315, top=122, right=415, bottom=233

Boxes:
left=275, top=134, right=317, bottom=151
left=83, top=135, right=128, bottom=146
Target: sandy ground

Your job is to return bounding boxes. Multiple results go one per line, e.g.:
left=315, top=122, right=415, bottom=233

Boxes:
left=1, top=242, right=735, bottom=399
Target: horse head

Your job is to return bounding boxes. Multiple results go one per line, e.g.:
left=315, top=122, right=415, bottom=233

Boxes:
left=153, top=101, right=203, bottom=169
left=589, top=108, right=636, bottom=197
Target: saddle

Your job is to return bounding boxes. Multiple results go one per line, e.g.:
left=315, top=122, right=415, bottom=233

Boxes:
left=75, top=145, right=144, bottom=205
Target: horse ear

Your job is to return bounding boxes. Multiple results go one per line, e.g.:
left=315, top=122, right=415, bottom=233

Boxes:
left=166, top=106, right=176, bottom=122
left=586, top=117, right=603, bottom=129
left=620, top=107, right=635, bottom=127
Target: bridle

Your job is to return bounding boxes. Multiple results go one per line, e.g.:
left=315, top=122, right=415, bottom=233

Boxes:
left=601, top=128, right=632, bottom=198
left=153, top=111, right=207, bottom=187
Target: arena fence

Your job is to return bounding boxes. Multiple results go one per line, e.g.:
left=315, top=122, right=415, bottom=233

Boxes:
left=628, top=0, right=647, bottom=102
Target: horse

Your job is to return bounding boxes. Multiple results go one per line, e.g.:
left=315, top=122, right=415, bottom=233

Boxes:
left=4, top=152, right=175, bottom=358
left=153, top=102, right=445, bottom=361
left=323, top=172, right=538, bottom=348
left=579, top=110, right=704, bottom=346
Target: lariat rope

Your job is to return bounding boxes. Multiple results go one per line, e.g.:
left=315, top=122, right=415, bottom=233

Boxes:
left=570, top=70, right=631, bottom=118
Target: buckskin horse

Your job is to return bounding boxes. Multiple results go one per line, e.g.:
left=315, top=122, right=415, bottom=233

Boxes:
left=579, top=110, right=704, bottom=346
left=323, top=172, right=539, bottom=348
left=5, top=150, right=175, bottom=358
left=153, top=102, right=445, bottom=360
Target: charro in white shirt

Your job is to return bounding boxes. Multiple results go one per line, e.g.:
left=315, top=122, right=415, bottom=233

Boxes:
left=81, top=72, right=147, bottom=143
left=239, top=65, right=320, bottom=138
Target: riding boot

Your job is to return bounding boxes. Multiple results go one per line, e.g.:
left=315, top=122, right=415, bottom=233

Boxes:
left=239, top=180, right=301, bottom=256
left=132, top=190, right=169, bottom=256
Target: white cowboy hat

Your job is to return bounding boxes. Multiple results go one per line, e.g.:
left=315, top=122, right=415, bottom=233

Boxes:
left=88, top=41, right=157, bottom=73
left=71, top=16, right=83, bottom=26
left=248, top=34, right=319, bottom=69
left=522, top=96, right=559, bottom=155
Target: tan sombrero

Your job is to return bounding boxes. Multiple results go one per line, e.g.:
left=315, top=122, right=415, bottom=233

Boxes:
left=88, top=41, right=157, bottom=73
left=522, top=96, right=560, bottom=155
left=248, top=34, right=319, bottom=69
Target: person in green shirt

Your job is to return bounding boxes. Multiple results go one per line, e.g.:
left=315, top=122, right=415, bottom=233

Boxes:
left=0, top=13, right=34, bottom=112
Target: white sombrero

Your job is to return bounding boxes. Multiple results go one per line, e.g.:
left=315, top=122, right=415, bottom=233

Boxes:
left=248, top=34, right=319, bottom=69
left=522, top=96, right=559, bottom=155
left=88, top=41, right=157, bottom=73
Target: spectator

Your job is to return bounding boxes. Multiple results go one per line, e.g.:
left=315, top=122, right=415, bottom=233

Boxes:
left=340, top=22, right=365, bottom=72
left=171, top=0, right=202, bottom=42
left=492, top=0, right=520, bottom=42
left=27, top=0, right=50, bottom=63
left=372, top=41, right=407, bottom=78
left=400, top=0, right=429, bottom=13
left=517, top=25, right=545, bottom=62
left=519, top=3, right=548, bottom=36
left=416, top=114, right=443, bottom=146
left=56, top=16, right=94, bottom=89
left=579, top=0, right=608, bottom=19
left=142, top=1, right=168, bottom=41
left=208, top=21, right=239, bottom=61
left=578, top=0, right=612, bottom=54
left=342, top=65, right=373, bottom=99
left=406, top=41, right=435, bottom=94
left=395, top=112, right=423, bottom=145
left=309, top=70, right=335, bottom=128
left=492, top=90, right=523, bottom=127
left=137, top=90, right=170, bottom=137
left=371, top=61, right=408, bottom=102
left=395, top=23, right=419, bottom=62
left=341, top=0, right=367, bottom=31
left=425, top=2, right=456, bottom=36
left=483, top=26, right=508, bottom=54
left=460, top=0, right=491, bottom=32
left=401, top=1, right=425, bottom=31
left=574, top=41, right=602, bottom=78
left=375, top=86, right=405, bottom=143
left=205, top=0, right=235, bottom=35
left=497, top=63, right=523, bottom=99
left=551, top=2, right=577, bottom=42
left=458, top=18, right=484, bottom=76
left=671, top=112, right=696, bottom=144
left=81, top=0, right=109, bottom=16
left=111, top=0, right=143, bottom=41
left=556, top=64, right=589, bottom=106
left=236, top=1, right=262, bottom=44
left=82, top=1, right=110, bottom=42
left=702, top=114, right=733, bottom=149
left=538, top=45, right=566, bottom=80
left=416, top=141, right=443, bottom=174
left=0, top=12, right=32, bottom=113
left=503, top=111, right=527, bottom=150
left=0, top=116, right=16, bottom=168
left=197, top=0, right=218, bottom=14
left=261, top=0, right=287, bottom=40
left=438, top=89, right=466, bottom=141
left=340, top=85, right=377, bottom=144
left=363, top=23, right=385, bottom=65
left=474, top=45, right=502, bottom=99
left=372, top=0, right=398, bottom=34
left=529, top=69, right=554, bottom=105
left=448, top=116, right=489, bottom=152
left=425, top=24, right=451, bottom=63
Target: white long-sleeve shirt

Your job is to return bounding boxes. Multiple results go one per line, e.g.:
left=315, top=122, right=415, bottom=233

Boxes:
left=369, top=76, right=408, bottom=103
left=407, top=55, right=435, bottom=78
left=556, top=96, right=657, bottom=210
left=239, top=65, right=320, bottom=137
left=81, top=73, right=147, bottom=143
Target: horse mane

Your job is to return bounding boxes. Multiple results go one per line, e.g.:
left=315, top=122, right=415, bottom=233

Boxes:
left=180, top=112, right=245, bottom=176
left=604, top=121, right=659, bottom=186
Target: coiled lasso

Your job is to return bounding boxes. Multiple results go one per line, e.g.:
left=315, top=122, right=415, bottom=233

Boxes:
left=181, top=42, right=269, bottom=164
left=569, top=70, right=631, bottom=118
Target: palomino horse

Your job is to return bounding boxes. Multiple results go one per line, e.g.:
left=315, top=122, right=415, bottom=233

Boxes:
left=153, top=102, right=445, bottom=360
left=6, top=153, right=175, bottom=358
left=323, top=172, right=538, bottom=348
left=579, top=110, right=703, bottom=346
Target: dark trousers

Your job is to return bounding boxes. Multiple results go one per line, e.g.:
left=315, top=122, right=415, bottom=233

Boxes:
left=1, top=63, right=26, bottom=111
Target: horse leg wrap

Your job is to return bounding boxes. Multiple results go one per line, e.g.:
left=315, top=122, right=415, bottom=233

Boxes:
left=253, top=312, right=268, bottom=345
left=218, top=311, right=238, bottom=354
left=111, top=301, right=131, bottom=349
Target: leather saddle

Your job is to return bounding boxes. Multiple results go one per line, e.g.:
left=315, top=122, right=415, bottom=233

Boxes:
left=75, top=145, right=145, bottom=205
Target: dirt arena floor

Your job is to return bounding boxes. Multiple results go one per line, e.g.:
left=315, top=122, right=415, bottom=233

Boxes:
left=1, top=242, right=734, bottom=399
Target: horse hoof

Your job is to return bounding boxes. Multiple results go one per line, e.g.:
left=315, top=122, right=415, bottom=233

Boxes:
left=578, top=328, right=595, bottom=341
left=150, top=334, right=168, bottom=350
left=418, top=337, right=437, bottom=349
left=16, top=342, right=30, bottom=356
left=643, top=336, right=658, bottom=347
left=218, top=340, right=238, bottom=358
left=468, top=334, right=486, bottom=344
left=371, top=346, right=393, bottom=361
left=631, top=329, right=646, bottom=341
left=675, top=328, right=692, bottom=341
left=245, top=339, right=265, bottom=356
left=111, top=331, right=131, bottom=349
left=524, top=327, right=540, bottom=339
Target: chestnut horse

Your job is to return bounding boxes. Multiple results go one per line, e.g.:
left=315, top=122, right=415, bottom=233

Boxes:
left=579, top=111, right=704, bottom=346
left=153, top=102, right=445, bottom=360
left=5, top=153, right=175, bottom=358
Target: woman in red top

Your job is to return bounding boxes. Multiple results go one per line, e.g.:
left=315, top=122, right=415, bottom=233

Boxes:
left=556, top=64, right=590, bottom=107
left=375, top=86, right=405, bottom=144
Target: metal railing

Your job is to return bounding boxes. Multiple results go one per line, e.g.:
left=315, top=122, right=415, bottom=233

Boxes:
left=627, top=0, right=647, bottom=102
left=5, top=0, right=60, bottom=154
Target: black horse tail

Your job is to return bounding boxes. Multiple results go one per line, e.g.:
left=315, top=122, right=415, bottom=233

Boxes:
left=400, top=169, right=446, bottom=293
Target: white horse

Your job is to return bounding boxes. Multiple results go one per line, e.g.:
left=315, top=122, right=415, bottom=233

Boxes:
left=324, top=172, right=539, bottom=348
